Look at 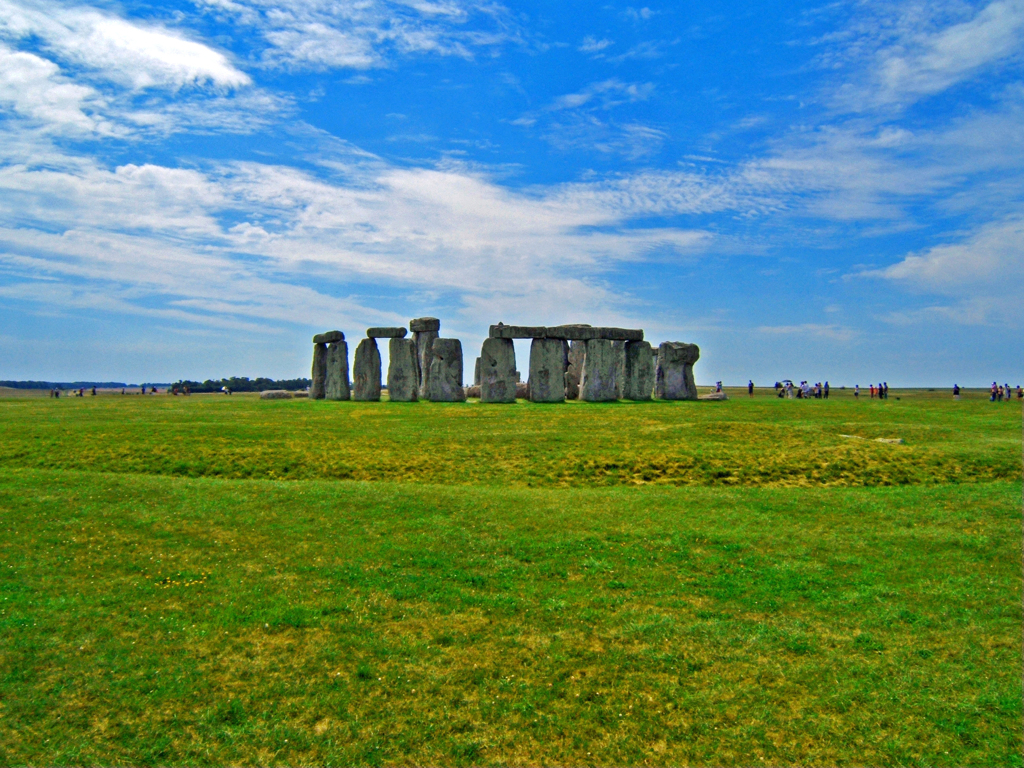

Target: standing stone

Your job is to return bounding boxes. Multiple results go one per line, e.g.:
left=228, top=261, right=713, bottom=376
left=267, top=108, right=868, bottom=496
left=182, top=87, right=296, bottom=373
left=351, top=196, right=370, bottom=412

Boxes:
left=480, top=338, right=517, bottom=403
left=655, top=342, right=700, bottom=400
left=410, top=317, right=440, bottom=399
left=622, top=341, right=654, bottom=400
left=352, top=338, right=382, bottom=401
left=426, top=338, right=466, bottom=402
left=529, top=338, right=567, bottom=403
left=325, top=341, right=350, bottom=400
left=611, top=340, right=627, bottom=398
left=387, top=338, right=418, bottom=402
left=579, top=339, right=618, bottom=402
left=564, top=340, right=586, bottom=399
left=310, top=343, right=327, bottom=399
left=474, top=357, right=482, bottom=386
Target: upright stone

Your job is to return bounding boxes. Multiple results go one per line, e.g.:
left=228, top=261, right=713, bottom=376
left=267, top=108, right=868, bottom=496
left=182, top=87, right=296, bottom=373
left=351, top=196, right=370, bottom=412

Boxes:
left=655, top=342, right=700, bottom=400
left=622, top=340, right=654, bottom=400
left=352, top=338, right=382, bottom=401
left=579, top=339, right=618, bottom=402
left=387, top=338, right=418, bottom=402
left=310, top=343, right=327, bottom=399
left=474, top=357, right=482, bottom=386
left=564, top=340, right=586, bottom=399
left=427, top=338, right=466, bottom=402
left=612, top=340, right=626, bottom=398
left=480, top=338, right=517, bottom=403
left=410, top=317, right=440, bottom=399
left=529, top=338, right=567, bottom=403
left=325, top=340, right=350, bottom=400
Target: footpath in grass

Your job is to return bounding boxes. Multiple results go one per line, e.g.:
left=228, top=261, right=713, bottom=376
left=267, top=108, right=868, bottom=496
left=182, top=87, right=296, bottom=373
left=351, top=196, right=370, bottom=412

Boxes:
left=0, top=467, right=1020, bottom=766
left=0, top=392, right=1019, bottom=487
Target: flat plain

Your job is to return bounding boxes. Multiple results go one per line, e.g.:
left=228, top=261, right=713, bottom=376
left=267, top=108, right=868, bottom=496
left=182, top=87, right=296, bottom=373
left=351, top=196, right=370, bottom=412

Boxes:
left=0, top=390, right=1020, bottom=765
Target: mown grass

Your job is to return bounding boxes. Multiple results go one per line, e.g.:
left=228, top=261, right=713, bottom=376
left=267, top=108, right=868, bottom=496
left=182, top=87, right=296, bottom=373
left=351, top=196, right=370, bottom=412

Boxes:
left=0, top=392, right=1020, bottom=765
left=0, top=391, right=1018, bottom=487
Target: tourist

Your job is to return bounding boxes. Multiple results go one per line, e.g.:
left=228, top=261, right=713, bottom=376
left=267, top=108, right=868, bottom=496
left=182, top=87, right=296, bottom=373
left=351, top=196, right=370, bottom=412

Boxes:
left=953, top=384, right=960, bottom=400
left=748, top=380, right=754, bottom=397
left=1018, top=385, right=1023, bottom=401
left=1006, top=384, right=1011, bottom=403
left=91, top=386, right=96, bottom=396
left=990, top=382, right=998, bottom=401
left=883, top=382, right=889, bottom=399
left=824, top=381, right=830, bottom=399
left=854, top=384, right=859, bottom=398
left=870, top=384, right=875, bottom=398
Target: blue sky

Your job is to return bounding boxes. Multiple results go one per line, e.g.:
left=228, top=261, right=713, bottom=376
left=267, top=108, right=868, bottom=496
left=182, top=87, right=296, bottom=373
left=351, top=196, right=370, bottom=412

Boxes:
left=1, top=0, right=1021, bottom=386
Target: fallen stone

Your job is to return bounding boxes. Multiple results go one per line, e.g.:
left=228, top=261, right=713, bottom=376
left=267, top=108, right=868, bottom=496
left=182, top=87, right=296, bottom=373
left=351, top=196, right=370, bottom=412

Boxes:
left=366, top=327, right=407, bottom=339
left=310, top=342, right=327, bottom=399
left=352, top=338, right=382, bottom=401
left=489, top=323, right=547, bottom=339
left=325, top=340, right=351, bottom=400
left=515, top=381, right=529, bottom=399
left=387, top=338, right=419, bottom=402
left=698, top=391, right=728, bottom=401
left=580, top=339, right=618, bottom=402
left=260, top=390, right=293, bottom=400
left=427, top=338, right=466, bottom=402
left=655, top=342, right=699, bottom=401
left=293, top=391, right=309, bottom=398
left=564, top=340, right=585, bottom=399
left=622, top=340, right=654, bottom=400
left=480, top=337, right=517, bottom=403
left=465, top=384, right=481, bottom=398
left=529, top=338, right=567, bottom=403
left=313, top=330, right=344, bottom=344
left=875, top=437, right=905, bottom=445
left=409, top=317, right=440, bottom=333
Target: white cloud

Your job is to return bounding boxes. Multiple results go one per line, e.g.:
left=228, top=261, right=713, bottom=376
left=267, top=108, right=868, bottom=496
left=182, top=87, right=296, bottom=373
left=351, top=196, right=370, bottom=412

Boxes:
left=0, top=42, right=107, bottom=132
left=756, top=324, right=857, bottom=342
left=579, top=35, right=613, bottom=53
left=0, top=0, right=250, bottom=90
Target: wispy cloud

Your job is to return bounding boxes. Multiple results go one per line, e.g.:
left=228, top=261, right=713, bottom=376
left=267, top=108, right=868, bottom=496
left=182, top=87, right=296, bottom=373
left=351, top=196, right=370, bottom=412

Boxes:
left=578, top=35, right=613, bottom=53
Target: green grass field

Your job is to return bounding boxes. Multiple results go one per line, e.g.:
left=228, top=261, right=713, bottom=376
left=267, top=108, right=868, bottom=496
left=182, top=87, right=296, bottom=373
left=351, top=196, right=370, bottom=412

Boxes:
left=0, top=392, right=1020, bottom=765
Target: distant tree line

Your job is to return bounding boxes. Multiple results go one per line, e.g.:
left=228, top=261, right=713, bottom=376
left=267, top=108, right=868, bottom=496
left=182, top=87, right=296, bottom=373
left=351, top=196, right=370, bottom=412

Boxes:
left=173, top=377, right=311, bottom=393
left=1, top=380, right=129, bottom=390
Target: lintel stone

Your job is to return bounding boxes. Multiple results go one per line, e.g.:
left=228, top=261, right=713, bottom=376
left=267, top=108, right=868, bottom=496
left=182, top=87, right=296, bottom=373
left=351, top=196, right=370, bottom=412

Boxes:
left=313, top=330, right=344, bottom=344
left=366, top=326, right=407, bottom=338
left=409, top=317, right=440, bottom=333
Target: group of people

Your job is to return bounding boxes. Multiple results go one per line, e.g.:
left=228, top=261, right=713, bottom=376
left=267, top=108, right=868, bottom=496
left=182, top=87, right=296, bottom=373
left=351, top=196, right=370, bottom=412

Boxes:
left=49, top=387, right=97, bottom=398
left=986, top=382, right=1021, bottom=402
left=854, top=383, right=889, bottom=399
left=772, top=381, right=830, bottom=399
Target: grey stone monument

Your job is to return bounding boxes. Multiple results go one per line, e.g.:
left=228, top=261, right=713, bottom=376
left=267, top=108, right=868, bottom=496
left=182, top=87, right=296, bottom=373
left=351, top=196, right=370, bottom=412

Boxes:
left=564, top=340, right=586, bottom=399
left=366, top=327, right=407, bottom=338
left=655, top=342, right=700, bottom=400
left=325, top=338, right=350, bottom=401
left=426, top=338, right=466, bottom=402
left=310, top=343, right=327, bottom=399
left=410, top=317, right=440, bottom=399
left=529, top=338, right=568, bottom=403
left=387, top=338, right=418, bottom=402
left=622, top=340, right=654, bottom=400
left=611, top=340, right=626, bottom=398
left=479, top=337, right=517, bottom=403
left=474, top=356, right=482, bottom=386
left=579, top=339, right=618, bottom=402
left=352, top=338, right=382, bottom=401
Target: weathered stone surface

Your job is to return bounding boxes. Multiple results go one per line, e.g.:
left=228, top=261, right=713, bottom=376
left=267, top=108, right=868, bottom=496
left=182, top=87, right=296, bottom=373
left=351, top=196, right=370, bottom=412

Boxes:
left=529, top=338, right=567, bottom=403
left=412, top=329, right=438, bottom=399
left=352, top=338, right=382, bottom=401
left=409, top=317, right=440, bottom=333
left=579, top=339, right=618, bottom=402
left=426, top=338, right=466, bottom=402
left=489, top=323, right=547, bottom=339
left=387, top=338, right=418, bottom=402
left=474, top=356, right=481, bottom=386
left=366, top=327, right=407, bottom=339
left=622, top=340, right=654, bottom=400
left=612, top=340, right=626, bottom=398
left=546, top=326, right=644, bottom=341
left=293, top=391, right=309, bottom=398
left=698, top=391, right=728, bottom=401
left=480, top=337, right=517, bottom=403
left=310, top=343, right=327, bottom=399
left=260, top=389, right=293, bottom=400
left=325, top=341, right=351, bottom=400
left=564, top=340, right=586, bottom=399
left=515, top=381, right=529, bottom=399
left=313, top=330, right=344, bottom=344
left=655, top=342, right=700, bottom=401
left=465, top=384, right=481, bottom=398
